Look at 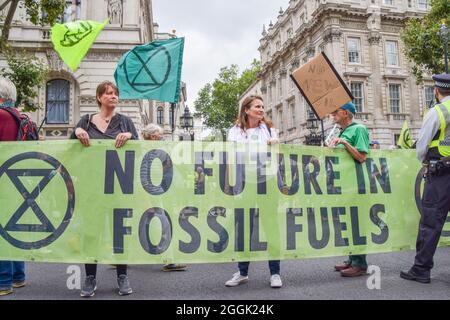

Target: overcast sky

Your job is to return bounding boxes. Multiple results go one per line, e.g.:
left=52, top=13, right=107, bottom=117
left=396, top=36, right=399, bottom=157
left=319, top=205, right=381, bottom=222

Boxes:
left=152, top=0, right=289, bottom=108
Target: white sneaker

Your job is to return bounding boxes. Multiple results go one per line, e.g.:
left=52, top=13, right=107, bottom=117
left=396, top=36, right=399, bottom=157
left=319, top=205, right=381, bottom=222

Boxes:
left=270, top=274, right=282, bottom=288
left=225, top=272, right=249, bottom=287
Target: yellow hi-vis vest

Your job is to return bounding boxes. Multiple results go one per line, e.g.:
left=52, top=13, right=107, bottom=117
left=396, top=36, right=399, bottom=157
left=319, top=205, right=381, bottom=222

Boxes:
left=429, top=99, right=450, bottom=157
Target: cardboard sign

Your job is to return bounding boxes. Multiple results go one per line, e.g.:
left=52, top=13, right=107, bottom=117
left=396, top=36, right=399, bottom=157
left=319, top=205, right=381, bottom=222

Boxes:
left=290, top=53, right=353, bottom=120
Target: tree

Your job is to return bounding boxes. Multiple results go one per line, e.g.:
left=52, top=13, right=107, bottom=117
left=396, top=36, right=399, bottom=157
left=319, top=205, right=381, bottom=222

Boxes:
left=401, top=0, right=450, bottom=82
left=194, top=59, right=261, bottom=136
left=0, top=0, right=65, bottom=111
left=1, top=49, right=47, bottom=111
left=1, top=0, right=66, bottom=43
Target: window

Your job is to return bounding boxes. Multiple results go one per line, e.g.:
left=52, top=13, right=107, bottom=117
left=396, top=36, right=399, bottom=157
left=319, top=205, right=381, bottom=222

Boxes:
left=289, top=101, right=296, bottom=128
left=157, top=107, right=164, bottom=125
left=299, top=14, right=305, bottom=25
left=383, top=0, right=394, bottom=5
left=386, top=40, right=399, bottom=66
left=279, top=79, right=283, bottom=98
left=351, top=82, right=364, bottom=112
left=46, top=79, right=70, bottom=124
left=389, top=84, right=401, bottom=113
left=394, top=133, right=400, bottom=145
left=287, top=28, right=293, bottom=39
left=276, top=41, right=281, bottom=51
left=418, top=0, right=429, bottom=10
left=347, top=38, right=361, bottom=64
left=278, top=109, right=284, bottom=130
left=424, top=86, right=434, bottom=108
left=62, top=0, right=81, bottom=23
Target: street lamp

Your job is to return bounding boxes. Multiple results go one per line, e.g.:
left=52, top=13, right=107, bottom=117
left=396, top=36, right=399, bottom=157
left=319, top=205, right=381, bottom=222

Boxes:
left=439, top=22, right=449, bottom=74
left=179, top=105, right=194, bottom=141
left=304, top=112, right=322, bottom=146
left=170, top=102, right=177, bottom=133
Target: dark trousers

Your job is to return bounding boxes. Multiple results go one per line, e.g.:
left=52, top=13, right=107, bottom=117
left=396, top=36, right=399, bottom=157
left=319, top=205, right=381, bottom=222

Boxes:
left=85, top=264, right=127, bottom=278
left=347, top=255, right=367, bottom=268
left=0, top=261, right=25, bottom=289
left=238, top=261, right=280, bottom=276
left=412, top=171, right=450, bottom=277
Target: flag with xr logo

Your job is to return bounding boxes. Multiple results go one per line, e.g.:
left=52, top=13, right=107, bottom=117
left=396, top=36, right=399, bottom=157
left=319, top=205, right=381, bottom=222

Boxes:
left=51, top=19, right=108, bottom=71
left=114, top=38, right=185, bottom=103
left=397, top=120, right=413, bottom=149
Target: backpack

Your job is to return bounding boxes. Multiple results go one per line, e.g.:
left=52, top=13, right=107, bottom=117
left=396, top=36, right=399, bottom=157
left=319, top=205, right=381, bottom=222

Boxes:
left=1, top=107, right=39, bottom=141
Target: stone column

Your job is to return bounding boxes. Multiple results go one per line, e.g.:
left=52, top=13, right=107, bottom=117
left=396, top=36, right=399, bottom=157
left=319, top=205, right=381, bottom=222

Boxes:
left=323, top=27, right=343, bottom=73
left=368, top=31, right=382, bottom=121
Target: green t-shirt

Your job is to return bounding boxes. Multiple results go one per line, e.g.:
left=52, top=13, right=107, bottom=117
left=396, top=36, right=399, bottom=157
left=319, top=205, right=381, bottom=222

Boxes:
left=337, top=122, right=369, bottom=153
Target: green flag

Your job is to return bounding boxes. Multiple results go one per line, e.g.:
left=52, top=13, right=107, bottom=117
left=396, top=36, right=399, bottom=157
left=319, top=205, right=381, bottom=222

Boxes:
left=114, top=37, right=185, bottom=103
left=51, top=19, right=108, bottom=71
left=397, top=120, right=413, bottom=149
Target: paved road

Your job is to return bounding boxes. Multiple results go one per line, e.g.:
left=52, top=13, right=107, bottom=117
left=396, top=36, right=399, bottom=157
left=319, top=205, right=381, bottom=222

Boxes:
left=2, top=248, right=450, bottom=300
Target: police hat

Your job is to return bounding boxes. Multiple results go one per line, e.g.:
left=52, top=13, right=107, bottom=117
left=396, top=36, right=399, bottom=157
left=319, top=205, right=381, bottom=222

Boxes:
left=432, top=73, right=450, bottom=89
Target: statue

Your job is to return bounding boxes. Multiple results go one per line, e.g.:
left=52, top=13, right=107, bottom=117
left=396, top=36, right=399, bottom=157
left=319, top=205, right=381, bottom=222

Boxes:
left=107, top=0, right=123, bottom=25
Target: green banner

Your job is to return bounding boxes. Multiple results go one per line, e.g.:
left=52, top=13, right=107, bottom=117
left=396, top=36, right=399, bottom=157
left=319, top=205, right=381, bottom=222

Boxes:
left=0, top=141, right=448, bottom=264
left=51, top=20, right=108, bottom=71
left=114, top=38, right=185, bottom=103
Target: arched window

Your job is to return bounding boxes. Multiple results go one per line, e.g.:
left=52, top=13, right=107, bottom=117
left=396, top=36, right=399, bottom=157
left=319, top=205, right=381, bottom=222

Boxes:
left=46, top=79, right=70, bottom=124
left=157, top=107, right=164, bottom=125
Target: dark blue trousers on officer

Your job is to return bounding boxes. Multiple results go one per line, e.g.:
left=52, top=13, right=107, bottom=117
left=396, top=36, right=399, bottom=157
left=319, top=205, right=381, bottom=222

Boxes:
left=412, top=168, right=450, bottom=278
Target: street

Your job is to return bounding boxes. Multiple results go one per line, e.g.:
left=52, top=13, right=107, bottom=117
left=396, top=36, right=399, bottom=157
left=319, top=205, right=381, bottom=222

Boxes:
left=2, top=248, right=450, bottom=300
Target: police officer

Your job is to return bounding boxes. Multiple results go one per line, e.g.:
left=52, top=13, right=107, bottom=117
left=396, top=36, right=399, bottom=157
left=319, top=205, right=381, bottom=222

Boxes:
left=400, top=73, right=450, bottom=283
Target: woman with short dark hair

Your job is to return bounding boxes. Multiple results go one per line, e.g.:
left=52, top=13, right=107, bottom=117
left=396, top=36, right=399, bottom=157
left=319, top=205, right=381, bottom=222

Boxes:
left=71, top=81, right=138, bottom=297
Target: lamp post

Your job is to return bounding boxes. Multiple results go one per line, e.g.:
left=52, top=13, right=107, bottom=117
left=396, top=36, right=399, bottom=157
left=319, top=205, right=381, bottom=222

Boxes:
left=170, top=102, right=176, bottom=133
left=179, top=105, right=194, bottom=141
left=304, top=112, right=322, bottom=146
left=170, top=102, right=177, bottom=141
left=440, top=23, right=449, bottom=74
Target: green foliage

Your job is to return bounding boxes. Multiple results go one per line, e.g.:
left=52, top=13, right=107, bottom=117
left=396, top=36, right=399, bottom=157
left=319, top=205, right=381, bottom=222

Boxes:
left=0, top=49, right=48, bottom=111
left=194, top=59, right=261, bottom=134
left=21, top=0, right=66, bottom=26
left=401, top=0, right=450, bottom=82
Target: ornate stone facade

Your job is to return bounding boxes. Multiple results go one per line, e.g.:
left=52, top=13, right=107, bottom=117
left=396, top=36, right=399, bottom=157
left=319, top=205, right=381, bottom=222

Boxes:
left=107, top=0, right=123, bottom=25
left=246, top=0, right=433, bottom=146
left=0, top=0, right=186, bottom=140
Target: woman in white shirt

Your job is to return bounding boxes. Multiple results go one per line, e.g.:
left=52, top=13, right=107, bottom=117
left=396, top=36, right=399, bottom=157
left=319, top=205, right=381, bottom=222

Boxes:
left=224, top=95, right=282, bottom=288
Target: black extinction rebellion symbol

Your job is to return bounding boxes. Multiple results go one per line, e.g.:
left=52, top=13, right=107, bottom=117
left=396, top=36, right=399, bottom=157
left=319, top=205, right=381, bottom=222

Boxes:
left=122, top=45, right=172, bottom=93
left=60, top=21, right=93, bottom=47
left=0, top=152, right=75, bottom=250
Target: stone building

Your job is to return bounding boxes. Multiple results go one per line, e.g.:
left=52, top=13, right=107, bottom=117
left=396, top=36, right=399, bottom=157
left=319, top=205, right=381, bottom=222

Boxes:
left=0, top=0, right=186, bottom=140
left=246, top=0, right=433, bottom=146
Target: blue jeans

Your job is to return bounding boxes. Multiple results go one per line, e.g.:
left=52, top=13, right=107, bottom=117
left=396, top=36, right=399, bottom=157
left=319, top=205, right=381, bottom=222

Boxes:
left=0, top=261, right=25, bottom=290
left=238, top=260, right=280, bottom=276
